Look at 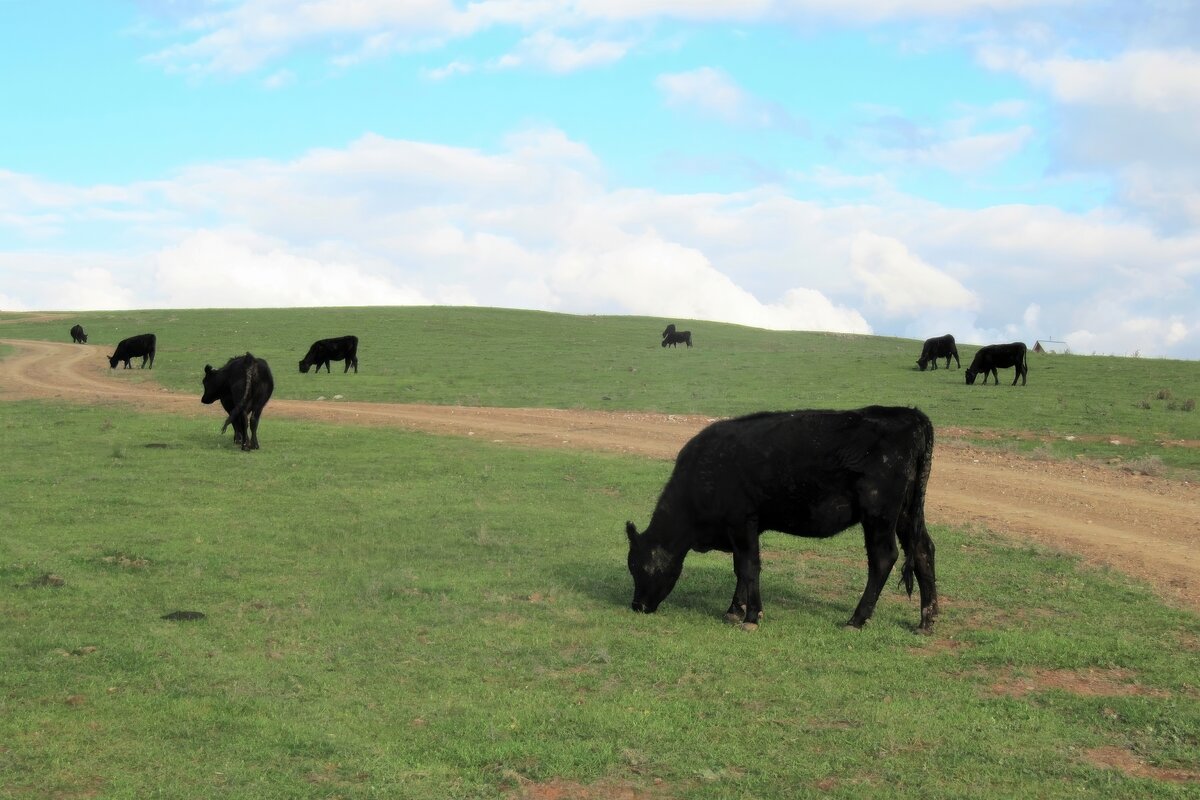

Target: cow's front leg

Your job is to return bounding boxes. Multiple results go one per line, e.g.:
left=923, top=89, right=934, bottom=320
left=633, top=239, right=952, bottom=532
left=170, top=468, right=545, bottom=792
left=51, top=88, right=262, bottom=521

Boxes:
left=730, top=521, right=763, bottom=630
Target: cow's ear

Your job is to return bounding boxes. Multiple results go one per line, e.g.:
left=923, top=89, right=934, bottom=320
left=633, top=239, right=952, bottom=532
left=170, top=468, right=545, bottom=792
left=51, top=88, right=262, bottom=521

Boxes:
left=625, top=521, right=639, bottom=545
left=204, top=364, right=213, bottom=374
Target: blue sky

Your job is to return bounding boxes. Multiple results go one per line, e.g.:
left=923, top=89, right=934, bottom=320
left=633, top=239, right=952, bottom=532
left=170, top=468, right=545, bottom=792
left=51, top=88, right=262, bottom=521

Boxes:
left=2, top=0, right=1198, bottom=358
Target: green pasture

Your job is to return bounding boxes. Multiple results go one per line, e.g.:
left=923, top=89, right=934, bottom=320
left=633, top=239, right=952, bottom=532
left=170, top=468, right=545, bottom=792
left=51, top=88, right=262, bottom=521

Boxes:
left=2, top=306, right=1198, bottom=471
left=1, top=398, right=1198, bottom=799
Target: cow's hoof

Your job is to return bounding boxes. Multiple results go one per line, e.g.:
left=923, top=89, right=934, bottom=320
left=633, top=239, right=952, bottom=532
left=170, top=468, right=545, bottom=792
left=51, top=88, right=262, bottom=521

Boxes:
left=844, top=620, right=864, bottom=630
left=723, top=611, right=744, bottom=624
left=740, top=622, right=759, bottom=632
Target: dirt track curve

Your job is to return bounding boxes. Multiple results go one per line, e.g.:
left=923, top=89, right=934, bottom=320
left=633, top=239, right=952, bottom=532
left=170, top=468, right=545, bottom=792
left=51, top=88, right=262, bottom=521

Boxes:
left=3, top=337, right=1198, bottom=613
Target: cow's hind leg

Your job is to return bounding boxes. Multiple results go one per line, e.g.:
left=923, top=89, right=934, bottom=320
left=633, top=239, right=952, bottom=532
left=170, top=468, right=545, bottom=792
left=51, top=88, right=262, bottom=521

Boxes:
left=246, top=411, right=261, bottom=450
left=847, top=515, right=899, bottom=628
left=898, top=514, right=938, bottom=632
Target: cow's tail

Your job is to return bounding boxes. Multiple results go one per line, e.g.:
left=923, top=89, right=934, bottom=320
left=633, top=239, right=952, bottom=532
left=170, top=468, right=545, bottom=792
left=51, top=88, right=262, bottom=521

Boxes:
left=222, top=355, right=259, bottom=433
left=898, top=410, right=935, bottom=598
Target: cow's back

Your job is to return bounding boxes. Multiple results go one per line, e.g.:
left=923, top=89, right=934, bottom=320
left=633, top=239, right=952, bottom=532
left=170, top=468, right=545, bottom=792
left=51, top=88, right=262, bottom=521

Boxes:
left=661, top=407, right=931, bottom=542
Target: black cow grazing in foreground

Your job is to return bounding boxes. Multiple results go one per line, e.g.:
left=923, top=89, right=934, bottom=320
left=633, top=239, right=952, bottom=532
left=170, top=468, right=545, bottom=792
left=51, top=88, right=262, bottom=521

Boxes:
left=299, top=335, right=359, bottom=374
left=662, top=323, right=677, bottom=339
left=108, top=333, right=156, bottom=369
left=201, top=353, right=274, bottom=451
left=627, top=406, right=938, bottom=632
left=916, top=334, right=959, bottom=371
left=69, top=324, right=87, bottom=344
left=965, top=342, right=1028, bottom=386
left=662, top=330, right=693, bottom=348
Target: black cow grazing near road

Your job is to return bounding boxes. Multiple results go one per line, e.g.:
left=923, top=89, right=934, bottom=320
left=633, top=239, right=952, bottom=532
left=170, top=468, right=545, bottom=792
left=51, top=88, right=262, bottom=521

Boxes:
left=626, top=406, right=938, bottom=632
left=965, top=342, right=1028, bottom=386
left=662, top=323, right=677, bottom=339
left=916, top=334, right=959, bottom=371
left=201, top=353, right=275, bottom=451
left=662, top=330, right=693, bottom=348
left=299, top=335, right=359, bottom=374
left=69, top=324, right=87, bottom=344
left=108, top=333, right=156, bottom=369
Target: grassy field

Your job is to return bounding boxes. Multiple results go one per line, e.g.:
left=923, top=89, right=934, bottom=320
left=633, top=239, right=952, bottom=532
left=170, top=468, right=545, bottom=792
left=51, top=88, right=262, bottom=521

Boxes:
left=2, top=306, right=1198, bottom=472
left=2, top=308, right=1199, bottom=798
left=1, top=397, right=1197, bottom=799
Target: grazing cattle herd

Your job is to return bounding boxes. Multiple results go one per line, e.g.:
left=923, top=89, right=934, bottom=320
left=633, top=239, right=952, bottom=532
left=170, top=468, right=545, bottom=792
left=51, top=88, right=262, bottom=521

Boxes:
left=67, top=316, right=1041, bottom=631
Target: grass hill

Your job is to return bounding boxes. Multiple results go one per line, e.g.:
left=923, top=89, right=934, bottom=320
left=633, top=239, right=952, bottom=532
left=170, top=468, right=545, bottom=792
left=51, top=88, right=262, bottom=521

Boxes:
left=3, top=306, right=1197, bottom=471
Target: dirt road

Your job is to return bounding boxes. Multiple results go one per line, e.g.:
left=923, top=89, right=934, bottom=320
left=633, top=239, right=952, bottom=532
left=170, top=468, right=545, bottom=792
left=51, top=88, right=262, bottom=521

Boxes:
left=3, top=337, right=1197, bottom=612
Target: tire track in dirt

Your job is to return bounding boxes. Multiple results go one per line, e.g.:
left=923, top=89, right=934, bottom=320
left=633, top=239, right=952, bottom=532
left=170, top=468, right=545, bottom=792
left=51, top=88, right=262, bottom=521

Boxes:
left=3, top=338, right=1198, bottom=612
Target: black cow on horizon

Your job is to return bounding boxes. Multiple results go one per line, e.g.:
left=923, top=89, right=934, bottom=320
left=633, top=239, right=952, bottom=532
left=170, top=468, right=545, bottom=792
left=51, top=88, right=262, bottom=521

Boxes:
left=201, top=353, right=275, bottom=451
left=626, top=406, right=938, bottom=632
left=965, top=342, right=1028, bottom=386
left=662, top=330, right=692, bottom=348
left=69, top=325, right=87, bottom=344
left=916, top=334, right=959, bottom=371
left=108, top=333, right=156, bottom=369
left=299, top=335, right=359, bottom=374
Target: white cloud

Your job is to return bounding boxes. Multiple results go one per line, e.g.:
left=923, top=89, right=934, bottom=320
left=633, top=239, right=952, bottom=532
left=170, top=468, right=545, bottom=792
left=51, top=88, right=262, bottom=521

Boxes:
left=498, top=31, right=632, bottom=73
left=850, top=231, right=978, bottom=317
left=262, top=68, right=295, bottom=89
left=140, top=0, right=1075, bottom=75
left=422, top=60, right=474, bottom=80
left=656, top=67, right=808, bottom=134
left=3, top=130, right=1199, bottom=357
left=154, top=229, right=432, bottom=308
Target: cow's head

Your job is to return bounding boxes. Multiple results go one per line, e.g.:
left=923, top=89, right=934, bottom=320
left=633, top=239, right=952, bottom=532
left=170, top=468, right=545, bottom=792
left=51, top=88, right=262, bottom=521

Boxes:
left=107, top=354, right=119, bottom=369
left=965, top=368, right=978, bottom=385
left=81, top=332, right=88, bottom=343
left=626, top=521, right=684, bottom=614
left=200, top=364, right=224, bottom=404
left=298, top=359, right=311, bottom=374
left=916, top=358, right=928, bottom=371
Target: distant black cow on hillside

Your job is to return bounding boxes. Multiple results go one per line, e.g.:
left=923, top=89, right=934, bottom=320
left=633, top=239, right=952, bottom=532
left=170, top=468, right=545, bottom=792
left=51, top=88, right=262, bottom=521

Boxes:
left=201, top=353, right=275, bottom=451
left=662, top=330, right=692, bottom=348
left=108, top=333, right=156, bottom=369
left=966, top=342, right=1028, bottom=386
left=626, top=406, right=938, bottom=632
left=916, top=334, right=959, bottom=371
left=69, top=324, right=87, bottom=344
left=299, top=335, right=359, bottom=374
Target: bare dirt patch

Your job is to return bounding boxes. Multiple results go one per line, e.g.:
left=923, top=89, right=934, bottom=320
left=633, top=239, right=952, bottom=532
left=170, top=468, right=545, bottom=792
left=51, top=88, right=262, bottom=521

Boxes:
left=3, top=338, right=1199, bottom=612
left=990, top=668, right=1171, bottom=699
left=1084, top=746, right=1200, bottom=783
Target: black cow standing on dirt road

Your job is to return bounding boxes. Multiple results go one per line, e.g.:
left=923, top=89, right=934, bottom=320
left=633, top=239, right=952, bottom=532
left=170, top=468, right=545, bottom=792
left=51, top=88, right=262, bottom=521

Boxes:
left=69, top=325, right=87, bottom=344
left=965, top=342, right=1028, bottom=386
left=299, top=336, right=359, bottom=374
left=626, top=406, right=938, bottom=632
left=201, top=353, right=275, bottom=451
left=916, top=334, right=959, bottom=371
left=108, top=333, right=156, bottom=369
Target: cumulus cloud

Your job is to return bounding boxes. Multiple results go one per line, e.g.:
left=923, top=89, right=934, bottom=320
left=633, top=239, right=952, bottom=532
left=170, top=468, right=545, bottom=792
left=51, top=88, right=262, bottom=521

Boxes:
left=154, top=229, right=433, bottom=308
left=551, top=230, right=869, bottom=331
left=850, top=231, right=978, bottom=317
left=3, top=130, right=1199, bottom=357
